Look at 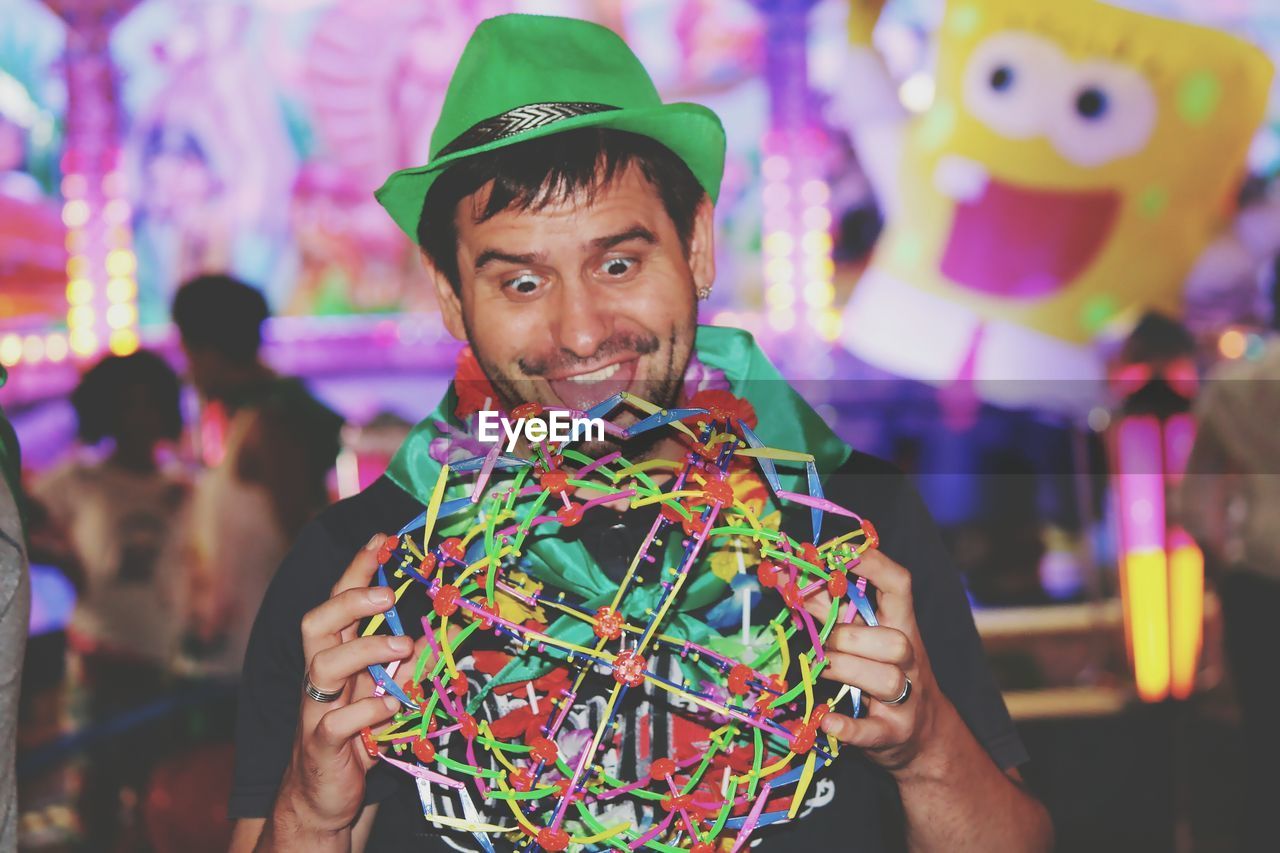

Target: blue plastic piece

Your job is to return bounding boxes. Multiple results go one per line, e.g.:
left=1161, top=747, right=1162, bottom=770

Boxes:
left=806, top=461, right=824, bottom=543
left=622, top=407, right=707, bottom=438
left=723, top=809, right=791, bottom=829
left=366, top=663, right=417, bottom=708
left=738, top=421, right=781, bottom=496
left=584, top=392, right=625, bottom=420
left=375, top=566, right=406, bottom=636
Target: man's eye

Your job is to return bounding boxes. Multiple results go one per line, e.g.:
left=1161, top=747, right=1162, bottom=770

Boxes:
left=504, top=274, right=542, bottom=295
left=600, top=258, right=636, bottom=277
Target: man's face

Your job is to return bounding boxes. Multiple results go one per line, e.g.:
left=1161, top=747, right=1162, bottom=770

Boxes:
left=432, top=165, right=714, bottom=429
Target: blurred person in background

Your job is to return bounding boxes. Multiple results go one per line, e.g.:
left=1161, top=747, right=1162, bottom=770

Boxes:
left=1180, top=274, right=1280, bottom=853
left=169, top=274, right=342, bottom=681
left=1, top=366, right=29, bottom=852
left=28, top=351, right=188, bottom=850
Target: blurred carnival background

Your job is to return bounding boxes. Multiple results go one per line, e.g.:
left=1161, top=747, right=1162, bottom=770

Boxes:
left=3, top=0, right=1280, bottom=850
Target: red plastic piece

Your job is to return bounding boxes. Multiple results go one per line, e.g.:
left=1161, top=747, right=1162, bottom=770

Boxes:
left=440, top=537, right=466, bottom=562
left=360, top=727, right=379, bottom=759
left=685, top=389, right=757, bottom=428
left=682, top=512, right=707, bottom=537
left=377, top=535, right=399, bottom=565
left=862, top=519, right=879, bottom=550
left=538, top=827, right=570, bottom=852
left=780, top=582, right=802, bottom=609
left=417, top=553, right=437, bottom=579
left=541, top=470, right=570, bottom=494
left=660, top=501, right=689, bottom=525
left=552, top=777, right=583, bottom=802
left=702, top=479, right=734, bottom=506
left=757, top=559, right=781, bottom=588
left=727, top=663, right=753, bottom=696
left=529, top=737, right=558, bottom=764
left=791, top=725, right=816, bottom=754
left=510, top=402, right=544, bottom=420
left=660, top=793, right=693, bottom=813
left=649, top=757, right=677, bottom=780
left=458, top=713, right=478, bottom=740
left=474, top=601, right=501, bottom=630
left=799, top=542, right=821, bottom=567
left=828, top=571, right=848, bottom=598
left=412, top=737, right=435, bottom=763
left=611, top=650, right=647, bottom=686
left=451, top=673, right=469, bottom=697
left=509, top=767, right=534, bottom=792
left=557, top=502, right=584, bottom=526
left=593, top=606, right=624, bottom=640
left=433, top=584, right=461, bottom=617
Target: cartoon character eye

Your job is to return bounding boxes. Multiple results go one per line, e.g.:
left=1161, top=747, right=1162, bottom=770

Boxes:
left=989, top=65, right=1015, bottom=92
left=962, top=32, right=1066, bottom=140
left=1046, top=61, right=1156, bottom=168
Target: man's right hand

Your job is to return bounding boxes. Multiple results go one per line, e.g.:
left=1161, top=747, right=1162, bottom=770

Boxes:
left=263, top=533, right=421, bottom=849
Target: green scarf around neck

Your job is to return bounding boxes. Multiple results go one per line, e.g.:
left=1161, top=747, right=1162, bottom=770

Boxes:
left=386, top=325, right=849, bottom=502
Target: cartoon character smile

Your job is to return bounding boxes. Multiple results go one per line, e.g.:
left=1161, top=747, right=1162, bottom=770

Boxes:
left=936, top=154, right=1120, bottom=298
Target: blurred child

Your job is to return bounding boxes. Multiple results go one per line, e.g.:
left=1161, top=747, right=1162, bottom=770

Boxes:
left=169, top=274, right=341, bottom=680
left=29, top=350, right=188, bottom=849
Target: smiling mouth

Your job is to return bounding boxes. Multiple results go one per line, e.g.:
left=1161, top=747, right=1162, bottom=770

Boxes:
left=546, top=358, right=638, bottom=412
left=935, top=155, right=1120, bottom=298
left=565, top=362, right=622, bottom=382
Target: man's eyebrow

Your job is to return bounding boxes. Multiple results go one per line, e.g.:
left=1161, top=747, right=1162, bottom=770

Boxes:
left=589, top=226, right=658, bottom=251
left=474, top=248, right=544, bottom=273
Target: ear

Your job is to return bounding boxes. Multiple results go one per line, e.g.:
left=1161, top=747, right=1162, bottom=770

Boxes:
left=687, top=197, right=716, bottom=296
left=423, top=250, right=467, bottom=342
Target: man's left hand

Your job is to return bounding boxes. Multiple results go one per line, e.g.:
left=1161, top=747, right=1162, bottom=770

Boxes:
left=803, top=549, right=943, bottom=774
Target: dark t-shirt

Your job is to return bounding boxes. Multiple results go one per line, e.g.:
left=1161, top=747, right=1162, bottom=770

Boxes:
left=230, top=450, right=1028, bottom=850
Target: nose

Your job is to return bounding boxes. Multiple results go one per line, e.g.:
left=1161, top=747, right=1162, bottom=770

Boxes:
left=551, top=275, right=614, bottom=360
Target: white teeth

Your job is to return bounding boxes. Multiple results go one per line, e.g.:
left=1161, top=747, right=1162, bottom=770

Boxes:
left=934, top=154, right=989, bottom=202
left=567, top=362, right=621, bottom=383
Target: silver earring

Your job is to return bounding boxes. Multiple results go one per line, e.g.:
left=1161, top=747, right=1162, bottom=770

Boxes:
left=696, top=286, right=711, bottom=301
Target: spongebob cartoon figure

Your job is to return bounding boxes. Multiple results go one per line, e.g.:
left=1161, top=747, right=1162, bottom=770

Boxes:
left=835, top=0, right=1273, bottom=412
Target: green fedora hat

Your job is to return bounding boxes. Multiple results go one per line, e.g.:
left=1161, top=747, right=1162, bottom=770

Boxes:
left=374, top=14, right=726, bottom=240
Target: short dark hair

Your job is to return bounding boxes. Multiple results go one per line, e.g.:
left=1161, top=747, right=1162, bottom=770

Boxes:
left=418, top=128, right=707, bottom=292
left=72, top=350, right=183, bottom=444
left=171, top=273, right=269, bottom=363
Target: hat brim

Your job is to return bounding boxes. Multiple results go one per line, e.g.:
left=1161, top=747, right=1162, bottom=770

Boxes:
left=374, top=102, right=726, bottom=240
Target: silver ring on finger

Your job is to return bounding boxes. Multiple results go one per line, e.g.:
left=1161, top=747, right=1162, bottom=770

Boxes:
left=304, top=673, right=344, bottom=704
left=882, top=674, right=912, bottom=706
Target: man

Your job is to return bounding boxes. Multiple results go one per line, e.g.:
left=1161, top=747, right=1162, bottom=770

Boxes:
left=171, top=274, right=343, bottom=679
left=229, top=14, right=1052, bottom=852
left=1180, top=291, right=1280, bottom=853
left=1, top=366, right=29, bottom=852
